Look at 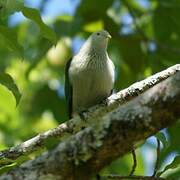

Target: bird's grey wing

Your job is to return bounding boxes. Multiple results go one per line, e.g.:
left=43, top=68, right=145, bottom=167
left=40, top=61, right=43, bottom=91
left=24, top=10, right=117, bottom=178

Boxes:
left=65, top=58, right=73, bottom=119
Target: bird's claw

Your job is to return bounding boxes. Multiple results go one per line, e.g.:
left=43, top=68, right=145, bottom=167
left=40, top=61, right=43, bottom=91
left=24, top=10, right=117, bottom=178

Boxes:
left=78, top=110, right=89, bottom=120
left=100, top=98, right=109, bottom=106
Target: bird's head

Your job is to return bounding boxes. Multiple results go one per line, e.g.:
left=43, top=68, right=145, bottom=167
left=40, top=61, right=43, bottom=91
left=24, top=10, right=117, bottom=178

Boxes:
left=88, top=30, right=111, bottom=50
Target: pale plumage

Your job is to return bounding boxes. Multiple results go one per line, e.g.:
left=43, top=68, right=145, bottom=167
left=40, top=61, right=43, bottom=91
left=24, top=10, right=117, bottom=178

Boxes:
left=65, top=30, right=115, bottom=118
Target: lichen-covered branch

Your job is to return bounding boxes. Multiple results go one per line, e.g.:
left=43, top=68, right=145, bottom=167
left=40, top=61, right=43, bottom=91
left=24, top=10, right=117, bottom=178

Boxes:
left=0, top=66, right=179, bottom=180
left=0, top=64, right=179, bottom=167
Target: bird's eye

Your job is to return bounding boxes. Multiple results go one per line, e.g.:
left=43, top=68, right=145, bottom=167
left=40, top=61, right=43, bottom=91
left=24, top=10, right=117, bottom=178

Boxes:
left=97, top=33, right=100, bottom=36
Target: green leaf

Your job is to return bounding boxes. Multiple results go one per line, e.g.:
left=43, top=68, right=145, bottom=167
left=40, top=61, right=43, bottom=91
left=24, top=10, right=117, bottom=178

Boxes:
left=21, top=6, right=57, bottom=44
left=0, top=1, right=57, bottom=44
left=155, top=132, right=169, bottom=150
left=0, top=155, right=30, bottom=175
left=83, top=20, right=104, bottom=32
left=0, top=25, right=24, bottom=58
left=157, top=155, right=180, bottom=176
left=0, top=0, right=23, bottom=18
left=0, top=162, right=17, bottom=175
left=0, top=72, right=21, bottom=106
left=76, top=0, right=113, bottom=22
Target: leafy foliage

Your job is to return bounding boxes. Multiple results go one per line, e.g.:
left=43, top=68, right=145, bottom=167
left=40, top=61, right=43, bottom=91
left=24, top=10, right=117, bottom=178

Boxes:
left=157, top=155, right=180, bottom=177
left=21, top=6, right=57, bottom=43
left=155, top=132, right=169, bottom=150
left=0, top=0, right=23, bottom=17
left=0, top=0, right=179, bottom=178
left=0, top=72, right=21, bottom=105
left=0, top=25, right=23, bottom=57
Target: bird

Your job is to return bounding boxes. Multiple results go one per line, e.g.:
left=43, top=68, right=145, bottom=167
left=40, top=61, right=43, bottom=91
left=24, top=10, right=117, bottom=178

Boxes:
left=65, top=30, right=115, bottom=119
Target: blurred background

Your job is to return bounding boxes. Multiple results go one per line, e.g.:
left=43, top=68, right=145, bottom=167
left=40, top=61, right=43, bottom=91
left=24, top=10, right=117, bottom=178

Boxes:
left=0, top=0, right=179, bottom=178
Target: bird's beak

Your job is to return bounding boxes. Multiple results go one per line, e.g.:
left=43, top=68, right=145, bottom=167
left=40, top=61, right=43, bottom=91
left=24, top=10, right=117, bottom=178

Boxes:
left=107, top=34, right=112, bottom=39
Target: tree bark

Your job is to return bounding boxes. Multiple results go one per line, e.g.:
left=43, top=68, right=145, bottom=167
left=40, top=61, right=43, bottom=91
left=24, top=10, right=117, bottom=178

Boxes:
left=0, top=66, right=179, bottom=180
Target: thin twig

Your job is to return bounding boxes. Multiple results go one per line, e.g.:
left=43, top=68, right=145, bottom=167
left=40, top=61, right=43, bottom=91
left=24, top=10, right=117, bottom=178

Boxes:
left=152, top=138, right=161, bottom=177
left=103, top=174, right=166, bottom=180
left=129, top=149, right=137, bottom=176
left=96, top=174, right=101, bottom=180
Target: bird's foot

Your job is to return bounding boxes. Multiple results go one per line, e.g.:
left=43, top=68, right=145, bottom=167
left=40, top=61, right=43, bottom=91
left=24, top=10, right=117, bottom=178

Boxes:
left=78, top=110, right=89, bottom=120
left=100, top=98, right=109, bottom=106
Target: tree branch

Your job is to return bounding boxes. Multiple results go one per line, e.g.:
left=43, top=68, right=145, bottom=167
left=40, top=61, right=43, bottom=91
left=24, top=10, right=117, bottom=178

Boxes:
left=0, top=64, right=179, bottom=167
left=0, top=64, right=179, bottom=179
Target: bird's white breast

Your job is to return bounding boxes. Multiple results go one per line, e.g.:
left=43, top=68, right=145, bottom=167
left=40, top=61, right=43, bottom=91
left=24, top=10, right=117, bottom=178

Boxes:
left=69, top=52, right=115, bottom=113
